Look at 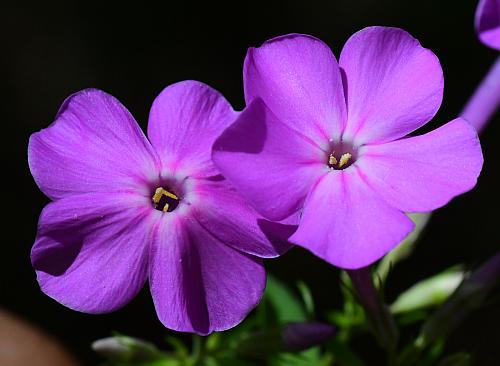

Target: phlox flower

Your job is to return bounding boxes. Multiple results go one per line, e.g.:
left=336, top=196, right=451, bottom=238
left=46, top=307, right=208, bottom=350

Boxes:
left=213, top=27, right=483, bottom=269
left=476, top=0, right=500, bottom=50
left=28, top=81, right=292, bottom=335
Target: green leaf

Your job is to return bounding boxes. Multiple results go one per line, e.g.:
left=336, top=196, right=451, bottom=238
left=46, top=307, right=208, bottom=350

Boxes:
left=437, top=352, right=472, bottom=366
left=269, top=347, right=331, bottom=366
left=376, top=212, right=432, bottom=283
left=208, top=356, right=257, bottom=366
left=297, top=281, right=315, bottom=317
left=264, top=275, right=308, bottom=324
left=391, top=266, right=464, bottom=314
left=205, top=333, right=220, bottom=352
left=395, top=309, right=428, bottom=326
left=420, top=252, right=500, bottom=347
left=327, top=310, right=361, bottom=328
left=327, top=338, right=365, bottom=366
left=103, top=357, right=182, bottom=366
left=165, top=336, right=189, bottom=359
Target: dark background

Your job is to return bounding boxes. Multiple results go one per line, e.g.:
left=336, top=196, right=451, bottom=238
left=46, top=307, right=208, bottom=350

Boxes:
left=2, top=0, right=499, bottom=364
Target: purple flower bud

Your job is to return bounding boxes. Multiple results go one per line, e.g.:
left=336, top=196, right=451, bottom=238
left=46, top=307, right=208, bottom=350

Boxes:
left=421, top=252, right=500, bottom=346
left=282, top=322, right=336, bottom=352
left=475, top=0, right=500, bottom=50
left=236, top=322, right=335, bottom=359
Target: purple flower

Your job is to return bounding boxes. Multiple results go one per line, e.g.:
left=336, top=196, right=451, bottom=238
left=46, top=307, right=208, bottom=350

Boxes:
left=213, top=27, right=483, bottom=269
left=476, top=0, right=500, bottom=50
left=28, top=81, right=293, bottom=335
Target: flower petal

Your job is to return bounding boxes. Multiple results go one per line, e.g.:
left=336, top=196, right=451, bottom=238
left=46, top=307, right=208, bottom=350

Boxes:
left=357, top=118, right=483, bottom=213
left=149, top=215, right=265, bottom=335
left=212, top=98, right=326, bottom=221
left=290, top=170, right=414, bottom=269
left=476, top=0, right=500, bottom=50
left=339, top=26, right=443, bottom=145
left=28, top=89, right=160, bottom=200
left=147, top=81, right=238, bottom=178
left=191, top=179, right=296, bottom=258
left=31, top=192, right=154, bottom=313
left=244, top=34, right=347, bottom=143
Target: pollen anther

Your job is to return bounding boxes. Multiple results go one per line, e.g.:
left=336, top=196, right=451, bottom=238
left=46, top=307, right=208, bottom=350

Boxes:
left=152, top=187, right=179, bottom=212
left=338, top=153, right=352, bottom=168
left=328, top=154, right=338, bottom=166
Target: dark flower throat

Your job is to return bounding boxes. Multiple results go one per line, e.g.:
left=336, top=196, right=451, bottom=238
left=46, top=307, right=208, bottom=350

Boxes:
left=152, top=187, right=179, bottom=212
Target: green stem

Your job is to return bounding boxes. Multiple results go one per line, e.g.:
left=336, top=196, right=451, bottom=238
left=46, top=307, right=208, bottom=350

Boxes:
left=191, top=336, right=203, bottom=364
left=347, top=267, right=399, bottom=363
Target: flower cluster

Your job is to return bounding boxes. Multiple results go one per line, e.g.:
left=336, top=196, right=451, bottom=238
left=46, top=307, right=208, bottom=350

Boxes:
left=28, top=27, right=483, bottom=334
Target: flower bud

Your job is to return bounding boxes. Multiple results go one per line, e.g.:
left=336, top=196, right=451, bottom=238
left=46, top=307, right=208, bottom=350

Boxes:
left=420, top=252, right=500, bottom=346
left=282, top=322, right=336, bottom=352
left=236, top=322, right=335, bottom=359
left=92, top=336, right=163, bottom=362
left=391, top=266, right=464, bottom=314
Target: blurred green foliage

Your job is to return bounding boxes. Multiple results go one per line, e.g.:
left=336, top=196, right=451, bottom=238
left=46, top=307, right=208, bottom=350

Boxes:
left=93, top=224, right=500, bottom=366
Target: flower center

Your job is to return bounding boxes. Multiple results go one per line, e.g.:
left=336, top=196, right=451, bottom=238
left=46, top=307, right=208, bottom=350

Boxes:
left=152, top=187, right=180, bottom=212
left=327, top=143, right=357, bottom=170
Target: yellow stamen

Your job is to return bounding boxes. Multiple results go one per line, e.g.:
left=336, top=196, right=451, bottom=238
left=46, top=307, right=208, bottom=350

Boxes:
left=328, top=154, right=338, bottom=166
left=152, top=187, right=164, bottom=204
left=152, top=187, right=179, bottom=212
left=163, top=190, right=179, bottom=200
left=338, top=153, right=352, bottom=168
